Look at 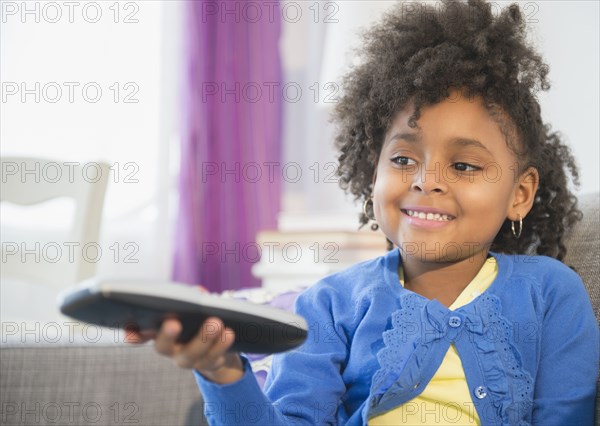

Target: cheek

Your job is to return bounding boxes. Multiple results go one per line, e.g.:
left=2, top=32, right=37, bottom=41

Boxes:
left=372, top=181, right=389, bottom=222
left=372, top=174, right=405, bottom=220
left=459, top=178, right=513, bottom=218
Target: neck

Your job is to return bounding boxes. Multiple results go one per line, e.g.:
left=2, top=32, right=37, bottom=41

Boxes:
left=401, top=249, right=490, bottom=308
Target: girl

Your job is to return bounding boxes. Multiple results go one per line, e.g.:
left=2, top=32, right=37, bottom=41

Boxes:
left=129, top=1, right=599, bottom=424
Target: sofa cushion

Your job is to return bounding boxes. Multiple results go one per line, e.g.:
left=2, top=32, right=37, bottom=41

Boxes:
left=563, top=192, right=600, bottom=322
left=0, top=344, right=207, bottom=426
left=562, top=192, right=600, bottom=425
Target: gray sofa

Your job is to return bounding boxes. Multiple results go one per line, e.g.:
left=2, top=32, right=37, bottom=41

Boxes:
left=1, top=193, right=598, bottom=425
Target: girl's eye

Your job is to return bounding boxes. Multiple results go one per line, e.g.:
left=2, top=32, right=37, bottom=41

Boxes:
left=452, top=162, right=481, bottom=172
left=391, top=156, right=416, bottom=166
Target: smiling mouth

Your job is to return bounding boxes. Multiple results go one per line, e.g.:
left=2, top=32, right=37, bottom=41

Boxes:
left=402, top=209, right=455, bottom=222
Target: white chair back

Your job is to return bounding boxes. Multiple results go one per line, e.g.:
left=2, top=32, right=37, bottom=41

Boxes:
left=1, top=157, right=109, bottom=324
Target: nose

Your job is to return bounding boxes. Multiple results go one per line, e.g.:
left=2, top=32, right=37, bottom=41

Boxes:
left=410, top=163, right=448, bottom=194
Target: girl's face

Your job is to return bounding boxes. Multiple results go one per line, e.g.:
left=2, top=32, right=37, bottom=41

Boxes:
left=373, top=92, right=536, bottom=263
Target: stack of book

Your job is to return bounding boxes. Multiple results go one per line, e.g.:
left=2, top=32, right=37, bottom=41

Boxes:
left=251, top=228, right=388, bottom=290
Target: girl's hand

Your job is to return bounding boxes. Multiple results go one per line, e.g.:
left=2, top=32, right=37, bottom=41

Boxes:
left=125, top=317, right=244, bottom=385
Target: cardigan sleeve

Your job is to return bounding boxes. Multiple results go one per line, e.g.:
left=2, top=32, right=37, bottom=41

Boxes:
left=194, top=356, right=279, bottom=424
left=532, top=263, right=599, bottom=425
left=194, top=282, right=352, bottom=425
left=262, top=283, right=352, bottom=424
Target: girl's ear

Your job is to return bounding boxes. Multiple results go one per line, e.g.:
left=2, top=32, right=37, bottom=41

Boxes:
left=509, top=166, right=539, bottom=220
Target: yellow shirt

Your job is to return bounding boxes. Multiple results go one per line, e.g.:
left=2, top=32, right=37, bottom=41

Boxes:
left=370, top=257, right=498, bottom=425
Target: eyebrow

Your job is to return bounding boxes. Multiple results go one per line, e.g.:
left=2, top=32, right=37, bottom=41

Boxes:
left=388, top=132, right=421, bottom=143
left=387, top=133, right=493, bottom=155
left=448, top=137, right=493, bottom=155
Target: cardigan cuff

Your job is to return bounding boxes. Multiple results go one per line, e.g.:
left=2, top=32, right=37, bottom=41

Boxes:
left=193, top=356, right=274, bottom=423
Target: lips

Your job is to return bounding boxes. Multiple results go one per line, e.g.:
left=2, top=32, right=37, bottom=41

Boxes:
left=401, top=208, right=455, bottom=222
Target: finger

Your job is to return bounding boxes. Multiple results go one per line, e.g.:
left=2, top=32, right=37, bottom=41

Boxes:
left=154, top=318, right=182, bottom=356
left=123, top=324, right=155, bottom=344
left=196, top=326, right=237, bottom=371
left=123, top=329, right=144, bottom=344
left=173, top=318, right=232, bottom=369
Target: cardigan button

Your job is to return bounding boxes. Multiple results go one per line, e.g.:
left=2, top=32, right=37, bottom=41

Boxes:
left=448, top=316, right=462, bottom=328
left=474, top=386, right=488, bottom=399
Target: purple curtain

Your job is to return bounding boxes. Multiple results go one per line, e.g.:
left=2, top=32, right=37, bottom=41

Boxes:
left=173, top=1, right=282, bottom=292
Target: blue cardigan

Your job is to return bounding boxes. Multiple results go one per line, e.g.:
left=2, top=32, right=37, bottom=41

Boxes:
left=195, top=250, right=599, bottom=425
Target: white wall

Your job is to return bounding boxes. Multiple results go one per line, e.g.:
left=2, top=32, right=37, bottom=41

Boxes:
left=531, top=1, right=599, bottom=195
left=1, top=0, right=181, bottom=282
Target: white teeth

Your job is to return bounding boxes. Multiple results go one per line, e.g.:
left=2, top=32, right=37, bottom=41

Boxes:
left=405, top=210, right=452, bottom=221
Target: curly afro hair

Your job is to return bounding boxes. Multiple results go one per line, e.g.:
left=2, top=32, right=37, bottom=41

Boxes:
left=332, top=0, right=582, bottom=260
